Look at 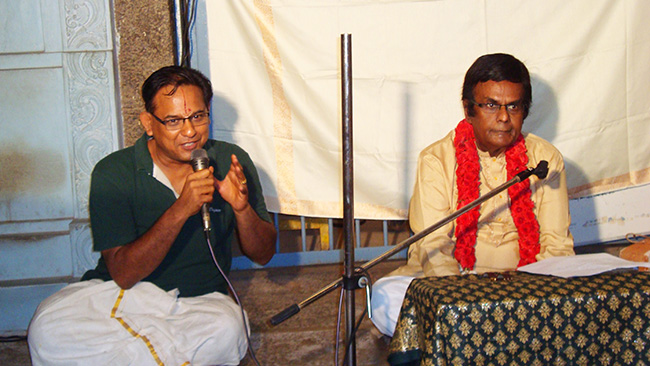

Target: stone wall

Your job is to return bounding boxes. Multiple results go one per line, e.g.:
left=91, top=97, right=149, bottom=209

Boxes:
left=113, top=0, right=175, bottom=147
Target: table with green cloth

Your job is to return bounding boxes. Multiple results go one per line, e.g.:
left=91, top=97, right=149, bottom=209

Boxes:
left=388, top=270, right=650, bottom=366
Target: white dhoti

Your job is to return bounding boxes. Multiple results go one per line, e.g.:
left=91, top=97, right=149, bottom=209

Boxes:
left=369, top=276, right=414, bottom=337
left=27, top=280, right=248, bottom=366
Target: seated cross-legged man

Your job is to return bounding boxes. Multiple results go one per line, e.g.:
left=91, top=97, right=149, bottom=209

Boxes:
left=28, top=66, right=276, bottom=365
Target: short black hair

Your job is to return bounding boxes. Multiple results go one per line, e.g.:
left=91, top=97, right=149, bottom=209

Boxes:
left=462, top=53, right=532, bottom=118
left=141, top=66, right=213, bottom=114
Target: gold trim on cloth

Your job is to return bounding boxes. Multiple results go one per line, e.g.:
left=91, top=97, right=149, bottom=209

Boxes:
left=263, top=195, right=408, bottom=220
left=253, top=0, right=298, bottom=213
left=389, top=271, right=650, bottom=366
left=110, top=289, right=169, bottom=366
left=568, top=167, right=650, bottom=199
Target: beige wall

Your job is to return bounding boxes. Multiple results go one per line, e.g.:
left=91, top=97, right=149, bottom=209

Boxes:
left=114, top=0, right=175, bottom=147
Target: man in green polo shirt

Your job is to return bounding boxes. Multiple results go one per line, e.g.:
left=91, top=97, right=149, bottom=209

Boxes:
left=28, top=66, right=276, bottom=365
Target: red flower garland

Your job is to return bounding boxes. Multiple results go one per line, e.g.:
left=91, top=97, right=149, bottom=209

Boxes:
left=453, top=120, right=540, bottom=270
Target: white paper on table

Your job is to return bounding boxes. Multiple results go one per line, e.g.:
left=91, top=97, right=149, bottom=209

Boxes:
left=517, top=253, right=650, bottom=278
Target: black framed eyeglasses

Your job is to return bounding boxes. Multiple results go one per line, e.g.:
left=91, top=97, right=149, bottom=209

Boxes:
left=470, top=100, right=524, bottom=116
left=151, top=111, right=210, bottom=131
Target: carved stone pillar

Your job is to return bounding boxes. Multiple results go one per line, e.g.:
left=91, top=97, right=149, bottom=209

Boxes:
left=63, top=0, right=119, bottom=274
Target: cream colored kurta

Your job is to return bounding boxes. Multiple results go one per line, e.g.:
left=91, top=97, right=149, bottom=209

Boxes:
left=391, top=130, right=575, bottom=277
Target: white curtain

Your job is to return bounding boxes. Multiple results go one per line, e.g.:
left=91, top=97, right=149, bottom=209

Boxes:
left=194, top=0, right=650, bottom=219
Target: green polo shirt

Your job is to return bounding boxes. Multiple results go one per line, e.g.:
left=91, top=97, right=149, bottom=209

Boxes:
left=81, top=134, right=272, bottom=297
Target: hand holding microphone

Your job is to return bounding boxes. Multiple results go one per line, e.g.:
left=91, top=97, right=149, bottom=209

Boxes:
left=190, top=148, right=212, bottom=232
left=189, top=149, right=251, bottom=231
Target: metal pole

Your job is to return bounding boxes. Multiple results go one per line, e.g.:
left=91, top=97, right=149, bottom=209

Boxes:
left=172, top=0, right=185, bottom=66
left=341, top=33, right=356, bottom=366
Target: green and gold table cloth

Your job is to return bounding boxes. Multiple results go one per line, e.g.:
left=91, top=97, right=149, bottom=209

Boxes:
left=388, top=271, right=650, bottom=366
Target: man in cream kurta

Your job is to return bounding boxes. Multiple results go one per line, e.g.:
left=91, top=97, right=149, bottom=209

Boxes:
left=370, top=54, right=574, bottom=336
left=393, top=131, right=574, bottom=278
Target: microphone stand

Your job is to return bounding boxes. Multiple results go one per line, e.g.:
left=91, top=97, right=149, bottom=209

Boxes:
left=269, top=160, right=550, bottom=327
left=269, top=34, right=550, bottom=366
left=340, top=34, right=356, bottom=366
left=271, top=33, right=359, bottom=365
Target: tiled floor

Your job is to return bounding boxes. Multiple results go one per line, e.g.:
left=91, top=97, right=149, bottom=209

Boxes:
left=234, top=260, right=402, bottom=366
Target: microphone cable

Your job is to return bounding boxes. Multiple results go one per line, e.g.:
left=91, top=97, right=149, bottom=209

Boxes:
left=334, top=286, right=344, bottom=366
left=203, top=231, right=262, bottom=366
left=334, top=266, right=373, bottom=366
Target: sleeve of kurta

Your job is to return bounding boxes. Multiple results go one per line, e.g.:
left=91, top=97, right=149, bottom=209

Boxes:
left=530, top=142, right=575, bottom=260
left=406, top=148, right=462, bottom=277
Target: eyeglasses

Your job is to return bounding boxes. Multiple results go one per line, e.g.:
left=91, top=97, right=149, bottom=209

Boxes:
left=470, top=100, right=524, bottom=115
left=151, top=111, right=210, bottom=131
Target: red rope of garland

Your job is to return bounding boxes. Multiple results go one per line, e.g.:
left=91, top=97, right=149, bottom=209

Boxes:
left=453, top=120, right=540, bottom=270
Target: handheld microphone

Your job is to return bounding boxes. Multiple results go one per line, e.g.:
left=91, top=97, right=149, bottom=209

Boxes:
left=190, top=148, right=212, bottom=232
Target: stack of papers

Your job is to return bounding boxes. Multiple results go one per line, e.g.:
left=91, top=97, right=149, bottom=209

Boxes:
left=517, top=253, right=649, bottom=278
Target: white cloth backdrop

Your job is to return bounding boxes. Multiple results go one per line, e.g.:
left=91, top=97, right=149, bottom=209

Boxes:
left=193, top=0, right=650, bottom=219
